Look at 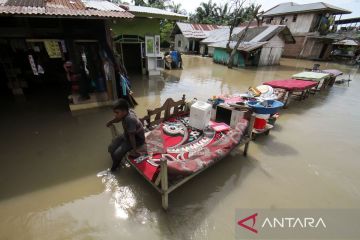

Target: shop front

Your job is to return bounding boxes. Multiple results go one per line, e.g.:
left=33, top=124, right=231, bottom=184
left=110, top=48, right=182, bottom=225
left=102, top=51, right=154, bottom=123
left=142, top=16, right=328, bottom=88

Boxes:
left=0, top=17, right=118, bottom=111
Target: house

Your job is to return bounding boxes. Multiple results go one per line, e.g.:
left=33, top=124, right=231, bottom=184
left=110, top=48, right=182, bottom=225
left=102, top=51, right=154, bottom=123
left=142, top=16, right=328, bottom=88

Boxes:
left=209, top=25, right=295, bottom=67
left=88, top=3, right=187, bottom=75
left=114, top=4, right=187, bottom=75
left=0, top=0, right=186, bottom=111
left=331, top=38, right=360, bottom=60
left=0, top=0, right=133, bottom=110
left=200, top=27, right=244, bottom=56
left=171, top=22, right=225, bottom=53
left=262, top=2, right=351, bottom=60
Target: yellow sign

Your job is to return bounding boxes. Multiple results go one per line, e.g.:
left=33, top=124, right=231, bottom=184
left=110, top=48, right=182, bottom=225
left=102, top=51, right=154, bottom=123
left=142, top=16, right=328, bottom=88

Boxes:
left=44, top=40, right=62, bottom=58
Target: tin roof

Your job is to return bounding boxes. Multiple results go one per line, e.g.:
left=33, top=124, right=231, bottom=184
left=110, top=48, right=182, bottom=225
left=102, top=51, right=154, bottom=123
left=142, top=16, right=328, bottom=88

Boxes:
left=0, top=0, right=134, bottom=18
left=125, top=5, right=186, bottom=20
left=201, top=27, right=244, bottom=44
left=174, top=22, right=225, bottom=39
left=83, top=0, right=124, bottom=12
left=333, top=39, right=359, bottom=46
left=335, top=17, right=360, bottom=25
left=208, top=25, right=295, bottom=52
left=231, top=25, right=295, bottom=43
left=208, top=40, right=267, bottom=52
left=263, top=2, right=351, bottom=17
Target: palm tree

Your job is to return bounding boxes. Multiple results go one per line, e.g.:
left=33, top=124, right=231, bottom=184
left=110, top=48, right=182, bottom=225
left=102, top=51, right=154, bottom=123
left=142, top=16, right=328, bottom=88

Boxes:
left=215, top=3, right=230, bottom=24
left=133, top=0, right=146, bottom=6
left=168, top=1, right=187, bottom=14
left=191, top=0, right=218, bottom=24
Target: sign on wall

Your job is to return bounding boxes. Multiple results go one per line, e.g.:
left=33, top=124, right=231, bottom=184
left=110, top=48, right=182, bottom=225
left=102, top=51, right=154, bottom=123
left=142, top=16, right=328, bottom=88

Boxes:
left=44, top=40, right=62, bottom=58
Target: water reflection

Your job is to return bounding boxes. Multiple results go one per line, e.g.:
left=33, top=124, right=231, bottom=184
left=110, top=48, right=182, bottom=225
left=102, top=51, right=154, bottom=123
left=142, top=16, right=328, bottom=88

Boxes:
left=97, top=170, right=158, bottom=225
left=0, top=56, right=359, bottom=240
left=97, top=170, right=136, bottom=220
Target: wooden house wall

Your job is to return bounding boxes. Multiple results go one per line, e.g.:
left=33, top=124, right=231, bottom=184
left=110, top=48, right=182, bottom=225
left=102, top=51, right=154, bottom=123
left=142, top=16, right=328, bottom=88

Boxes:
left=174, top=34, right=189, bottom=52
left=264, top=13, right=317, bottom=34
left=213, top=48, right=245, bottom=67
left=259, top=35, right=285, bottom=66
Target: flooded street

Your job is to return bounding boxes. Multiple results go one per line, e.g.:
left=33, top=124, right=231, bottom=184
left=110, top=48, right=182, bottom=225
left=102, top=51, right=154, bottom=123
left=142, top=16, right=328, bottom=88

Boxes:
left=1, top=56, right=360, bottom=240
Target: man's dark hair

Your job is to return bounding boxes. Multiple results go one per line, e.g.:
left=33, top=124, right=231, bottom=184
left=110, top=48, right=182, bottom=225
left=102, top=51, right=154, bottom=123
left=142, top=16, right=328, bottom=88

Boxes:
left=113, top=99, right=129, bottom=112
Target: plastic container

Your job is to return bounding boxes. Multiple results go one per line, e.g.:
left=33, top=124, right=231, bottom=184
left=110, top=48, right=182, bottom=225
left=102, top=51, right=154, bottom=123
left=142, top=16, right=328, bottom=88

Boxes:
left=246, top=100, right=284, bottom=114
left=253, top=114, right=270, bottom=130
left=189, top=101, right=212, bottom=130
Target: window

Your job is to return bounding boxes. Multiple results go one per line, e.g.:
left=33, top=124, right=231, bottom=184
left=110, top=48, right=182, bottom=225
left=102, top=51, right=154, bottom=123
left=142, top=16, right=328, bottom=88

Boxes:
left=280, top=16, right=285, bottom=24
left=293, top=14, right=297, bottom=22
left=265, top=17, right=273, bottom=24
left=178, top=40, right=181, bottom=47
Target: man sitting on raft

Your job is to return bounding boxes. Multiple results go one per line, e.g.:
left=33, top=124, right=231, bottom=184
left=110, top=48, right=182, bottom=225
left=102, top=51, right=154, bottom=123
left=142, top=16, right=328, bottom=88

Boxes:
left=106, top=99, right=145, bottom=172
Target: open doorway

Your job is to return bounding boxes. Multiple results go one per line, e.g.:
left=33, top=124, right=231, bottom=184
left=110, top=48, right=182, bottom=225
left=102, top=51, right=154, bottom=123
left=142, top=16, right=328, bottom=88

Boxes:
left=121, top=43, right=142, bottom=74
left=0, top=39, right=70, bottom=109
left=319, top=44, right=329, bottom=59
left=0, top=42, right=14, bottom=98
left=23, top=40, right=69, bottom=108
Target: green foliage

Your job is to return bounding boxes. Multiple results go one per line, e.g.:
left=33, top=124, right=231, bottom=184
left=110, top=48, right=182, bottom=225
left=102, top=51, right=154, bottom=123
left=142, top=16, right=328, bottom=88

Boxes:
left=160, top=20, right=175, bottom=47
left=131, top=1, right=186, bottom=47
left=189, top=0, right=260, bottom=26
left=132, top=0, right=169, bottom=9
left=168, top=1, right=187, bottom=15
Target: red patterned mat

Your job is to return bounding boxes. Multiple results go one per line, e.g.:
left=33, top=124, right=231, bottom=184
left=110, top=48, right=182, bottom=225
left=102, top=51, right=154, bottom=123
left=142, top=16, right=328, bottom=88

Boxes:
left=128, top=115, right=248, bottom=182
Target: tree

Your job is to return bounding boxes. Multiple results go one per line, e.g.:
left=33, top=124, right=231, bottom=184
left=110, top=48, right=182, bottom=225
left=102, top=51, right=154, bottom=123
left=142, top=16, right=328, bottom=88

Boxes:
left=227, top=3, right=261, bottom=68
left=168, top=1, right=187, bottom=15
left=215, top=3, right=231, bottom=25
left=226, top=1, right=260, bottom=50
left=190, top=0, right=219, bottom=24
left=132, top=0, right=169, bottom=9
left=133, top=0, right=146, bottom=5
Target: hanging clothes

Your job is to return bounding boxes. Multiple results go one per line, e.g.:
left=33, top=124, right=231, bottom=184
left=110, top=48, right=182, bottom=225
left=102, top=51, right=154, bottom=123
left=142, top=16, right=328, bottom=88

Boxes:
left=119, top=74, right=138, bottom=108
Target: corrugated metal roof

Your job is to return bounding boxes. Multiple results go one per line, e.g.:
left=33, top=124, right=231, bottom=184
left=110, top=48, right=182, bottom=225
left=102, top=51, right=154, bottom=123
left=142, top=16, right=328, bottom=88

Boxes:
left=250, top=25, right=279, bottom=42
left=333, top=39, right=359, bottom=46
left=6, top=0, right=45, bottom=7
left=126, top=5, right=186, bottom=19
left=263, top=2, right=351, bottom=17
left=208, top=40, right=267, bottom=52
left=83, top=0, right=124, bottom=12
left=176, top=22, right=225, bottom=39
left=201, top=27, right=244, bottom=44
left=229, top=25, right=294, bottom=43
left=0, top=0, right=134, bottom=18
left=335, top=17, right=360, bottom=25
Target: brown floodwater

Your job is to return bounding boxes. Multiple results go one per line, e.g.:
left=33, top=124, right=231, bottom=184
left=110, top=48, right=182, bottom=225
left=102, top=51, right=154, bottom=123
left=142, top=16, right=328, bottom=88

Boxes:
left=0, top=56, right=359, bottom=240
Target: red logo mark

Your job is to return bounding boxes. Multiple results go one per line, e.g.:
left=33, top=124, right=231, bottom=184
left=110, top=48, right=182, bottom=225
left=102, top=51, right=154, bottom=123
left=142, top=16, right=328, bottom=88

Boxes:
left=237, top=213, right=258, bottom=234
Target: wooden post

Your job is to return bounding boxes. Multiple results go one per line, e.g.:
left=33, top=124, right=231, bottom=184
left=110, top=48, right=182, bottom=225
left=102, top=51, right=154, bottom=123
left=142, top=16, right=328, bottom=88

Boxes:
left=283, top=91, right=292, bottom=109
left=104, top=20, right=117, bottom=101
left=160, top=158, right=168, bottom=210
left=244, top=113, right=255, bottom=156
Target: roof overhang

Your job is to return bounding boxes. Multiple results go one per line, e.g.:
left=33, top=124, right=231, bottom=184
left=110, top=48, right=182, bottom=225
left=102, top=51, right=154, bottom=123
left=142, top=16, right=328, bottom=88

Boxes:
left=129, top=11, right=187, bottom=20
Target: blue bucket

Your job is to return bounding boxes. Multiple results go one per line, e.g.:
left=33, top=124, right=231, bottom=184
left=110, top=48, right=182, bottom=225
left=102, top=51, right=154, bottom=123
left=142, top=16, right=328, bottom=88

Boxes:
left=246, top=100, right=284, bottom=114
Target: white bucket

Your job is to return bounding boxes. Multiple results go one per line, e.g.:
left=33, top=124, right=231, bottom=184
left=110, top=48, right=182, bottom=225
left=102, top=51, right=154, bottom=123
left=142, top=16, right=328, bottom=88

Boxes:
left=255, top=113, right=270, bottom=120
